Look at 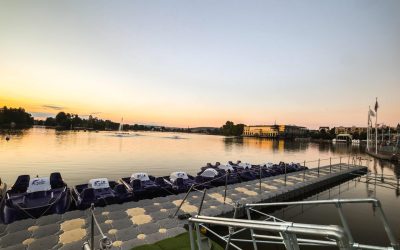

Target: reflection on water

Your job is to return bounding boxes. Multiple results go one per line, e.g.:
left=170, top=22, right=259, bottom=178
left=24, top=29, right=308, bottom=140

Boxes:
left=0, top=128, right=398, bottom=186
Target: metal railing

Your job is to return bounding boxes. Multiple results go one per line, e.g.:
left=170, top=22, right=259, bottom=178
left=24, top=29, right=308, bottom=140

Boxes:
left=188, top=198, right=398, bottom=250
left=244, top=198, right=399, bottom=250
left=82, top=204, right=113, bottom=250
left=171, top=156, right=368, bottom=219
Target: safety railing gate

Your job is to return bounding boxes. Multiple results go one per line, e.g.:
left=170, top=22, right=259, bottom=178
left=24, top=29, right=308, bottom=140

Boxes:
left=82, top=204, right=113, bottom=250
left=188, top=198, right=399, bottom=250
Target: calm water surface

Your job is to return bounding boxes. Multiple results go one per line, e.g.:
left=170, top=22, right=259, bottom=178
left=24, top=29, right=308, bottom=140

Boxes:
left=1, top=127, right=399, bottom=245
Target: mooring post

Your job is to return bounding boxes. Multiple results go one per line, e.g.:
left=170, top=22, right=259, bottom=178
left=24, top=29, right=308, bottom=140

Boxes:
left=318, top=158, right=320, bottom=177
left=90, top=203, right=94, bottom=250
left=329, top=157, right=332, bottom=173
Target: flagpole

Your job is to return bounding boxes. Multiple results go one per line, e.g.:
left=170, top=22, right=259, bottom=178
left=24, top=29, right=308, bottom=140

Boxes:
left=375, top=97, right=378, bottom=154
left=367, top=106, right=370, bottom=151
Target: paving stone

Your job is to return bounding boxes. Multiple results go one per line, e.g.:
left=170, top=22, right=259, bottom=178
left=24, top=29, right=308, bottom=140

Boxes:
left=6, top=219, right=35, bottom=233
left=58, top=240, right=86, bottom=250
left=137, top=223, right=159, bottom=235
left=143, top=205, right=159, bottom=213
left=115, top=227, right=139, bottom=241
left=120, top=238, right=147, bottom=250
left=85, top=222, right=111, bottom=236
left=27, top=235, right=58, bottom=250
left=111, top=218, right=134, bottom=230
left=2, top=244, right=26, bottom=250
left=62, top=210, right=85, bottom=220
left=145, top=232, right=168, bottom=244
left=107, top=211, right=127, bottom=220
left=0, top=230, right=31, bottom=248
left=151, top=211, right=169, bottom=221
left=160, top=202, right=176, bottom=209
left=166, top=227, right=186, bottom=238
left=32, top=223, right=60, bottom=239
left=36, top=214, right=61, bottom=226
left=156, top=218, right=180, bottom=229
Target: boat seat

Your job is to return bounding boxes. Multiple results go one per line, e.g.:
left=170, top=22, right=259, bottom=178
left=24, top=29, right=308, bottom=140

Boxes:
left=130, top=179, right=141, bottom=189
left=155, top=177, right=166, bottom=186
left=114, top=184, right=127, bottom=195
left=175, top=177, right=184, bottom=186
left=12, top=175, right=30, bottom=193
left=81, top=188, right=96, bottom=201
left=50, top=172, right=65, bottom=189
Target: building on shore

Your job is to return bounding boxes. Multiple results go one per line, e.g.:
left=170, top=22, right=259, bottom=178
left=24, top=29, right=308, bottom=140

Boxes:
left=242, top=125, right=308, bottom=138
left=334, top=126, right=367, bottom=135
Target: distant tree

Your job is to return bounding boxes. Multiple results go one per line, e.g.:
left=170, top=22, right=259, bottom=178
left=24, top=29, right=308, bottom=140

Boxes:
left=221, top=121, right=245, bottom=136
left=0, top=106, right=34, bottom=128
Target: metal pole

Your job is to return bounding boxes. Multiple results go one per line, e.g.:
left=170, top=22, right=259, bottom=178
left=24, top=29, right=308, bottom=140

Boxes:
left=225, top=203, right=239, bottom=250
left=198, top=189, right=207, bottom=215
left=90, top=204, right=94, bottom=250
left=224, top=174, right=228, bottom=204
left=188, top=222, right=195, bottom=250
left=303, top=161, right=306, bottom=181
left=335, top=203, right=354, bottom=245
left=374, top=201, right=400, bottom=249
left=329, top=157, right=332, bottom=173
left=172, top=184, right=195, bottom=217
left=284, top=164, right=287, bottom=185
left=245, top=208, right=258, bottom=250
left=339, top=157, right=342, bottom=171
left=317, top=159, right=320, bottom=177
left=195, top=223, right=202, bottom=250
left=259, top=165, right=262, bottom=194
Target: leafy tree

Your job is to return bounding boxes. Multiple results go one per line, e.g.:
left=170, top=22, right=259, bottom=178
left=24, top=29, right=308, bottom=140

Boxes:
left=0, top=106, right=34, bottom=128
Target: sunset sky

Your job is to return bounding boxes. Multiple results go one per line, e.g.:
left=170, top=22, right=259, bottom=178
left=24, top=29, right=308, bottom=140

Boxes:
left=1, top=0, right=399, bottom=128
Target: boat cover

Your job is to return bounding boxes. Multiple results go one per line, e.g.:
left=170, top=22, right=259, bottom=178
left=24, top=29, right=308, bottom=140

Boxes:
left=262, top=162, right=274, bottom=167
left=170, top=172, right=189, bottom=182
left=131, top=173, right=150, bottom=182
left=200, top=168, right=219, bottom=178
left=88, top=178, right=110, bottom=189
left=27, top=177, right=51, bottom=193
left=237, top=162, right=252, bottom=169
left=218, top=164, right=234, bottom=171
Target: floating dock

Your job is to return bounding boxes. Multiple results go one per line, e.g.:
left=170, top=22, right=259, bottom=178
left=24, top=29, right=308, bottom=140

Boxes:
left=0, top=163, right=366, bottom=250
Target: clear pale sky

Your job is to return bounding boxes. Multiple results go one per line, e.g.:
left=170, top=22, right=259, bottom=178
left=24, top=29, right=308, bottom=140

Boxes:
left=1, top=0, right=399, bottom=128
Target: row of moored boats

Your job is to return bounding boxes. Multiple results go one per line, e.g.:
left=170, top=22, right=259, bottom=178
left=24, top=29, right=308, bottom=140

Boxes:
left=0, top=161, right=307, bottom=224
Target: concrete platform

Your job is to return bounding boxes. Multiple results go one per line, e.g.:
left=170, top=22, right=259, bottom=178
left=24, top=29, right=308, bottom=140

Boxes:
left=0, top=164, right=366, bottom=250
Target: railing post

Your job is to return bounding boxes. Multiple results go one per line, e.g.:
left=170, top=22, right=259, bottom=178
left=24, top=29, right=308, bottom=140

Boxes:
left=284, top=164, right=287, bottom=185
left=318, top=159, right=320, bottom=177
left=90, top=203, right=94, bottom=250
left=188, top=222, right=195, bottom=250
left=329, top=157, right=332, bottom=173
left=259, top=165, right=262, bottom=194
left=303, top=160, right=306, bottom=181
left=198, top=189, right=207, bottom=215
left=339, top=157, right=342, bottom=171
left=347, top=155, right=350, bottom=169
left=224, top=174, right=228, bottom=204
left=172, top=184, right=195, bottom=217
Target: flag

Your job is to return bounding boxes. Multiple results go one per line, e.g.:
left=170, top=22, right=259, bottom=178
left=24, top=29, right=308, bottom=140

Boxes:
left=374, top=98, right=379, bottom=112
left=369, top=108, right=375, bottom=117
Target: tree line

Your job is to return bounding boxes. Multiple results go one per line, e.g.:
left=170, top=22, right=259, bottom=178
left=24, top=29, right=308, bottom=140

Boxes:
left=0, top=106, right=34, bottom=128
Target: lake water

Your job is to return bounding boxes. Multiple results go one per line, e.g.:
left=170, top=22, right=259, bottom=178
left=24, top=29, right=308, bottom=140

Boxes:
left=0, top=127, right=386, bottom=185
left=1, top=127, right=399, bottom=245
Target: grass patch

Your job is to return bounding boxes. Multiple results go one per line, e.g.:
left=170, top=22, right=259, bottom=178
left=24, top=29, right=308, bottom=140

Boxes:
left=132, top=232, right=224, bottom=250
